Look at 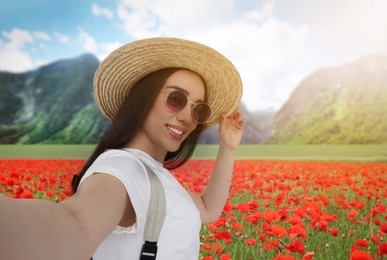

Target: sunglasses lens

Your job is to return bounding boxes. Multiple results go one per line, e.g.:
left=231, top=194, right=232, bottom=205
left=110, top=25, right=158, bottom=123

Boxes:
left=193, top=103, right=211, bottom=124
left=166, top=91, right=187, bottom=112
left=165, top=90, right=211, bottom=124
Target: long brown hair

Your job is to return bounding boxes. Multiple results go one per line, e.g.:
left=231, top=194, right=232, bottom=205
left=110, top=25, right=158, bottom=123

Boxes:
left=72, top=68, right=206, bottom=193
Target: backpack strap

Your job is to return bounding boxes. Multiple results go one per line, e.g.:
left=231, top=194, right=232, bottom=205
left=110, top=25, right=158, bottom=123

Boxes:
left=139, top=163, right=166, bottom=260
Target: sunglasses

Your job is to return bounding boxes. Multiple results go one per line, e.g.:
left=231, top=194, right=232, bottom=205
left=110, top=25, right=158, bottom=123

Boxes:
left=160, top=90, right=211, bottom=124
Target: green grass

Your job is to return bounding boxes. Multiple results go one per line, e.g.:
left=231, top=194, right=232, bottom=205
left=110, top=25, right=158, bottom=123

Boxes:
left=0, top=144, right=386, bottom=161
left=195, top=144, right=387, bottom=161
left=0, top=145, right=95, bottom=159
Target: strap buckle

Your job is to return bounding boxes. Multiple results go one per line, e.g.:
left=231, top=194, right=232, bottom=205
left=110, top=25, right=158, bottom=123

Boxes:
left=140, top=241, right=158, bottom=260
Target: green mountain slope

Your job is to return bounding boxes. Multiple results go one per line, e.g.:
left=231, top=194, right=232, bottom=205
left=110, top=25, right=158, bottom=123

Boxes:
left=0, top=54, right=110, bottom=144
left=268, top=55, right=387, bottom=144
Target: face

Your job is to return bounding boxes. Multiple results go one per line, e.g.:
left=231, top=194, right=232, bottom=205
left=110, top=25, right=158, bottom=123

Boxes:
left=131, top=69, right=206, bottom=161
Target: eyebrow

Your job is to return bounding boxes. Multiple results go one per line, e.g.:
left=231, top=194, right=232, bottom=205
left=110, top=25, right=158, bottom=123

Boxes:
left=166, top=86, right=204, bottom=103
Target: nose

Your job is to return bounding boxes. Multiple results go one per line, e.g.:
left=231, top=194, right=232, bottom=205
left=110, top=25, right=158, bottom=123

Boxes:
left=176, top=103, right=194, bottom=124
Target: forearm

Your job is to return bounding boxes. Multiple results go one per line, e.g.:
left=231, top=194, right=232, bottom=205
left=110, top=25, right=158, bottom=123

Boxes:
left=0, top=194, right=92, bottom=260
left=200, top=144, right=235, bottom=223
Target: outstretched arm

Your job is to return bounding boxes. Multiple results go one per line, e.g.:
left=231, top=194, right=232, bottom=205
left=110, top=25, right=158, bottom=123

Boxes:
left=190, top=111, right=245, bottom=224
left=0, top=173, right=131, bottom=260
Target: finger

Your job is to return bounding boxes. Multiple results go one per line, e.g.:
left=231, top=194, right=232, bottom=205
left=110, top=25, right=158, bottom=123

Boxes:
left=239, top=119, right=246, bottom=127
left=228, top=117, right=245, bottom=129
left=233, top=111, right=243, bottom=120
left=226, top=111, right=240, bottom=120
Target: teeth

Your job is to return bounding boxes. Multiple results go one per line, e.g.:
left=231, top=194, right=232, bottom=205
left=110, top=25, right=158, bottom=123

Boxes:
left=167, top=126, right=184, bottom=135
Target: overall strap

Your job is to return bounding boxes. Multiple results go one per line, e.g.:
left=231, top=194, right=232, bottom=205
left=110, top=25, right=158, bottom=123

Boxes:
left=140, top=164, right=166, bottom=260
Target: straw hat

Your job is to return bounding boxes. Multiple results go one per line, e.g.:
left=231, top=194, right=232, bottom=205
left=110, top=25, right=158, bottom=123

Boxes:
left=94, top=37, right=243, bottom=130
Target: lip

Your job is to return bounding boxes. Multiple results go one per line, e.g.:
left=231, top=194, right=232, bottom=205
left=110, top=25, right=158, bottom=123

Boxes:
left=166, top=124, right=186, bottom=140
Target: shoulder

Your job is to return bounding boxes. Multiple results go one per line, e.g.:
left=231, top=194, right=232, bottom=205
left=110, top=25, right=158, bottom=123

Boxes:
left=96, top=149, right=143, bottom=166
left=90, top=149, right=145, bottom=174
left=79, top=149, right=148, bottom=189
left=78, top=149, right=151, bottom=217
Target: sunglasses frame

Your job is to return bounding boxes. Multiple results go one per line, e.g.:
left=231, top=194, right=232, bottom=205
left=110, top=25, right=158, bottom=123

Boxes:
left=160, top=90, right=211, bottom=124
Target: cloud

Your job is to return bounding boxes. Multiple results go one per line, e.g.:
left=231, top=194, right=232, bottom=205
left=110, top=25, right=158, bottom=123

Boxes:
left=76, top=28, right=122, bottom=61
left=91, top=3, right=113, bottom=19
left=314, top=0, right=386, bottom=61
left=0, top=28, right=35, bottom=72
left=98, top=41, right=122, bottom=60
left=53, top=31, right=70, bottom=44
left=78, top=28, right=98, bottom=52
left=33, top=31, right=51, bottom=41
left=115, top=0, right=310, bottom=110
left=245, top=1, right=274, bottom=22
left=0, top=28, right=74, bottom=72
left=117, top=0, right=234, bottom=38
left=2, top=28, right=34, bottom=49
left=196, top=17, right=309, bottom=110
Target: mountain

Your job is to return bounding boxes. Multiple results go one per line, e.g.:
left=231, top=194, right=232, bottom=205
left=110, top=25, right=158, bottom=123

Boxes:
left=0, top=54, right=110, bottom=144
left=242, top=107, right=276, bottom=144
left=268, top=54, right=387, bottom=144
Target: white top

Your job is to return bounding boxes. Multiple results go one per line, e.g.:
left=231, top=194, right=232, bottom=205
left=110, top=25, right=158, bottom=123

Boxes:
left=79, top=148, right=201, bottom=260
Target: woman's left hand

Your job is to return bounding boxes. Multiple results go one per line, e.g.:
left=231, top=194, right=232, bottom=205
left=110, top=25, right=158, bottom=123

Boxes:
left=219, top=111, right=246, bottom=150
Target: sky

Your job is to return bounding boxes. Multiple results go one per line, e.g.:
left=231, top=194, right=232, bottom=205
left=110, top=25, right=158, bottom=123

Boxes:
left=0, top=0, right=386, bottom=112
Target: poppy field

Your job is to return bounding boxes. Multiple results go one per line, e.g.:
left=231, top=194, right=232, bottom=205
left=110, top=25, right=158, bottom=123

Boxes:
left=0, top=159, right=386, bottom=259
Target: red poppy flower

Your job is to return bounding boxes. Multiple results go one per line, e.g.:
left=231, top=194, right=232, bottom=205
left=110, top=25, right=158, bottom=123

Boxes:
left=379, top=243, right=387, bottom=255
left=380, top=223, right=387, bottom=234
left=18, top=190, right=34, bottom=199
left=220, top=254, right=231, bottom=260
left=222, top=200, right=232, bottom=215
left=264, top=209, right=279, bottom=223
left=212, top=231, right=231, bottom=244
left=317, top=220, right=329, bottom=232
left=330, top=228, right=339, bottom=236
left=45, top=190, right=56, bottom=198
left=202, top=243, right=211, bottom=251
left=373, top=219, right=381, bottom=226
left=320, top=213, right=337, bottom=222
left=351, top=239, right=369, bottom=253
left=211, top=243, right=223, bottom=254
left=245, top=238, right=256, bottom=246
left=237, top=203, right=249, bottom=213
left=231, top=222, right=245, bottom=231
left=347, top=210, right=359, bottom=223
left=350, top=198, right=366, bottom=209
left=349, top=250, right=373, bottom=260
left=272, top=253, right=298, bottom=260
left=370, top=233, right=381, bottom=245
left=286, top=240, right=305, bottom=254
left=301, top=252, right=315, bottom=260
left=263, top=240, right=281, bottom=250
left=288, top=224, right=307, bottom=239
left=248, top=200, right=260, bottom=211
left=271, top=224, right=287, bottom=238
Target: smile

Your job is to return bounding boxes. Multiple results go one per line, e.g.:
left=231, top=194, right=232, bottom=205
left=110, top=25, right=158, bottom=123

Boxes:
left=167, top=125, right=185, bottom=136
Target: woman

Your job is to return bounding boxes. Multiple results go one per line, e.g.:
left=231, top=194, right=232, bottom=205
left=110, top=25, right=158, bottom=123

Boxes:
left=0, top=37, right=245, bottom=259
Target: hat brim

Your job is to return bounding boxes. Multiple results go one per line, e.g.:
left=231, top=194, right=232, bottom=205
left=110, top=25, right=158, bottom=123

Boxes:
left=94, top=37, right=243, bottom=130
